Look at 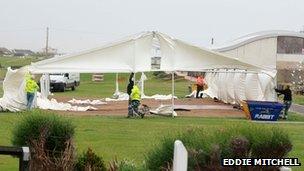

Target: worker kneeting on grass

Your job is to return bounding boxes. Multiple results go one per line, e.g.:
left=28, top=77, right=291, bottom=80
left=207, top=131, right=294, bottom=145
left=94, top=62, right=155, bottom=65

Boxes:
left=275, top=85, right=292, bottom=119
left=25, top=74, right=39, bottom=110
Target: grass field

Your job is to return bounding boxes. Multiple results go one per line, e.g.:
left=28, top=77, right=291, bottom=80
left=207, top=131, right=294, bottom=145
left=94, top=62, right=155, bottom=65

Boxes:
left=0, top=113, right=303, bottom=170
left=0, top=56, right=41, bottom=79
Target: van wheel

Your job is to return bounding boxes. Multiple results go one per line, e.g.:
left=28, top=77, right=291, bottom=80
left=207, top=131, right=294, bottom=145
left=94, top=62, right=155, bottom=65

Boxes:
left=72, top=81, right=76, bottom=91
left=60, top=84, right=65, bottom=92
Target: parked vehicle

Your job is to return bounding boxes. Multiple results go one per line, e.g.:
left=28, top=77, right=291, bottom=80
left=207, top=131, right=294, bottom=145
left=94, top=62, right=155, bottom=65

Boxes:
left=50, top=73, right=80, bottom=92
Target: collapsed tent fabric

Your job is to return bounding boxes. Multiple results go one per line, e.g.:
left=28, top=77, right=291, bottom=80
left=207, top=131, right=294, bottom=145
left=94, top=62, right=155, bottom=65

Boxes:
left=0, top=67, right=98, bottom=112
left=30, top=31, right=272, bottom=74
left=203, top=70, right=276, bottom=104
left=0, top=67, right=29, bottom=111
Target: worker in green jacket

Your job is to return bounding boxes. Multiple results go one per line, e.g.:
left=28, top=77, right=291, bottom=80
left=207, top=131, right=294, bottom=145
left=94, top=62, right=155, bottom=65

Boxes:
left=129, top=84, right=144, bottom=118
left=25, top=74, right=39, bottom=110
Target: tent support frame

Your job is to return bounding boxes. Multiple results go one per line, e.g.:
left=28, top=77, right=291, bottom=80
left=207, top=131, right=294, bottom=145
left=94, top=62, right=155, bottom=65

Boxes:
left=171, top=71, right=175, bottom=117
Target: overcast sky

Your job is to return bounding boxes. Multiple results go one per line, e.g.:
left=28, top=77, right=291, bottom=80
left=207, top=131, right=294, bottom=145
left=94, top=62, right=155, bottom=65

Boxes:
left=0, top=0, right=303, bottom=53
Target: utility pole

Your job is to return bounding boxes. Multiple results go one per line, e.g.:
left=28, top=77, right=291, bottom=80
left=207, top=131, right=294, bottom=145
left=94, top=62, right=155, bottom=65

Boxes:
left=45, top=27, right=49, bottom=56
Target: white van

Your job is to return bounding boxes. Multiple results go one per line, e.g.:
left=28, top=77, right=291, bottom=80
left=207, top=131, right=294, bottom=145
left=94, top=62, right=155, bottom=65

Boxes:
left=49, top=73, right=80, bottom=92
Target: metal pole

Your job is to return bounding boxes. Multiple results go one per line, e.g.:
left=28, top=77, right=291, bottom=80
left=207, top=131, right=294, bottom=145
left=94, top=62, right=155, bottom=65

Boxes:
left=46, top=73, right=50, bottom=97
left=140, top=72, right=145, bottom=97
left=134, top=72, right=136, bottom=83
left=115, top=73, right=119, bottom=94
left=172, top=71, right=175, bottom=117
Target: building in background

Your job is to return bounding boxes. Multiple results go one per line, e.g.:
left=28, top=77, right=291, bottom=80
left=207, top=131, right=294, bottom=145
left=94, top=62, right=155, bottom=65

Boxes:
left=0, top=47, right=12, bottom=56
left=12, top=49, right=34, bottom=56
left=41, top=47, right=58, bottom=56
left=211, top=30, right=304, bottom=93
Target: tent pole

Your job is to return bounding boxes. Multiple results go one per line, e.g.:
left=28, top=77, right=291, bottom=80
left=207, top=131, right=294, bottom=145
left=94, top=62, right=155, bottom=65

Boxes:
left=140, top=72, right=145, bottom=97
left=46, top=73, right=50, bottom=98
left=171, top=71, right=175, bottom=117
left=115, top=73, right=119, bottom=95
left=134, top=72, right=136, bottom=83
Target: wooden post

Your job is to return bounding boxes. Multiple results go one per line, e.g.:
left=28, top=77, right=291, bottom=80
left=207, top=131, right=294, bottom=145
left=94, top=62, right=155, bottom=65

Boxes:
left=173, top=140, right=188, bottom=171
left=45, top=27, right=49, bottom=57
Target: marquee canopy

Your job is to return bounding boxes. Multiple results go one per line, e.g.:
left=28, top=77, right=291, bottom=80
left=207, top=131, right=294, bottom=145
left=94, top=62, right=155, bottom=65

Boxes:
left=30, top=31, right=274, bottom=75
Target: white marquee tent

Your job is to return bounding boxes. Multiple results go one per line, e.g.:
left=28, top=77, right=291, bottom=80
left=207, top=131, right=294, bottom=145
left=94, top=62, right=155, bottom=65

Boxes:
left=0, top=31, right=277, bottom=113
left=30, top=31, right=271, bottom=74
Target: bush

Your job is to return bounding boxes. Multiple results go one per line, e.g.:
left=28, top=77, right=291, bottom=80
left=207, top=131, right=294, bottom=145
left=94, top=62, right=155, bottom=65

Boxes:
left=108, top=158, right=139, bottom=171
left=75, top=148, right=106, bottom=171
left=146, top=124, right=293, bottom=170
left=11, top=110, right=76, bottom=170
left=145, top=136, right=176, bottom=170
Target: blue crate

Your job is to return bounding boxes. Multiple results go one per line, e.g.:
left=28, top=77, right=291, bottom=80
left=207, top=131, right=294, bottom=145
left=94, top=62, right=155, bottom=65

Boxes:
left=245, top=100, right=284, bottom=121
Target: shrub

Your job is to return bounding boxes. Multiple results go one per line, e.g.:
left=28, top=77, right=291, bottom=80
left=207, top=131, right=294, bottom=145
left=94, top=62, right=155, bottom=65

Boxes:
left=145, top=136, right=176, bottom=171
left=250, top=127, right=292, bottom=158
left=108, top=158, right=138, bottom=171
left=11, top=109, right=76, bottom=170
left=75, top=148, right=106, bottom=171
left=146, top=124, right=293, bottom=170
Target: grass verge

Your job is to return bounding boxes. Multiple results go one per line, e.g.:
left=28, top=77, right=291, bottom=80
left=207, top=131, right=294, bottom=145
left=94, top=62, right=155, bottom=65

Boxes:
left=0, top=113, right=303, bottom=170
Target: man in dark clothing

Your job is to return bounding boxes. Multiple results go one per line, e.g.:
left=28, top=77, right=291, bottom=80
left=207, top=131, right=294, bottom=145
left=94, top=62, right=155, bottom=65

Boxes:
left=127, top=73, right=134, bottom=117
left=127, top=73, right=134, bottom=95
left=275, top=85, right=292, bottom=119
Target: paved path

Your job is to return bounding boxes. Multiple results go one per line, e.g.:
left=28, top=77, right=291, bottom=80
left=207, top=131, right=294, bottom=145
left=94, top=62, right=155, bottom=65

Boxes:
left=174, top=104, right=235, bottom=110
left=290, top=104, right=304, bottom=115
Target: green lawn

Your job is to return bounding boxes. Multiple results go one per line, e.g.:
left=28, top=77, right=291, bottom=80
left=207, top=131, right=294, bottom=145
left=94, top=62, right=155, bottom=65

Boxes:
left=0, top=56, right=42, bottom=79
left=0, top=113, right=303, bottom=170
left=294, top=94, right=304, bottom=105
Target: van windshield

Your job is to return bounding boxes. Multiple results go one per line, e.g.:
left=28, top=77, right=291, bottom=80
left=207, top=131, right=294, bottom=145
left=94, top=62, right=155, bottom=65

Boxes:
left=50, top=73, right=63, bottom=75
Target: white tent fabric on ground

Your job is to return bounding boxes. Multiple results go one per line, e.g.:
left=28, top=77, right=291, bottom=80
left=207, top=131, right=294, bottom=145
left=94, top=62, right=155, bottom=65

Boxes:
left=105, top=91, right=177, bottom=102
left=38, top=95, right=97, bottom=111
left=150, top=104, right=177, bottom=117
left=142, top=94, right=177, bottom=100
left=68, top=99, right=107, bottom=105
